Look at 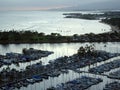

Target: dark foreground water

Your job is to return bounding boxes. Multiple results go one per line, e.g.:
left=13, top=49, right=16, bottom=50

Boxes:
left=0, top=42, right=120, bottom=90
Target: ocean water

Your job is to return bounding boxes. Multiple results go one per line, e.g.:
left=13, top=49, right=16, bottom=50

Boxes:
left=0, top=11, right=118, bottom=90
left=0, top=11, right=111, bottom=35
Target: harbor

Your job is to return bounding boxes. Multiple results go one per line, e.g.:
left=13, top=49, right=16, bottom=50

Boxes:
left=0, top=43, right=120, bottom=90
left=0, top=1, right=120, bottom=89
left=0, top=48, right=53, bottom=67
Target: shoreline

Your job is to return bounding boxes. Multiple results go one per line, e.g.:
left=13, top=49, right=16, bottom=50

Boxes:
left=0, top=19, right=120, bottom=44
left=101, top=20, right=120, bottom=33
left=110, top=25, right=120, bottom=33
left=0, top=30, right=120, bottom=44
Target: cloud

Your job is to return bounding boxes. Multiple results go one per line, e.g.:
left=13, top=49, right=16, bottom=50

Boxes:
left=0, top=0, right=119, bottom=10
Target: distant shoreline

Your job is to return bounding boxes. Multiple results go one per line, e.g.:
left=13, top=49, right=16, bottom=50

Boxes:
left=0, top=12, right=120, bottom=44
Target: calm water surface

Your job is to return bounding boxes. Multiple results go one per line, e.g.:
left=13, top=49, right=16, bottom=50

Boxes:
left=0, top=11, right=111, bottom=35
left=0, top=42, right=120, bottom=90
left=0, top=42, right=120, bottom=70
left=0, top=10, right=119, bottom=90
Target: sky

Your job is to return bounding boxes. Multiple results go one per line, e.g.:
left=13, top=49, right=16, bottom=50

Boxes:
left=0, top=0, right=119, bottom=11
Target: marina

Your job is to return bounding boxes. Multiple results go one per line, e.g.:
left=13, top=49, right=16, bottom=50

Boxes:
left=0, top=43, right=120, bottom=90
left=89, top=59, right=120, bottom=74
left=0, top=48, right=53, bottom=67
left=47, top=76, right=103, bottom=90
left=0, top=0, right=120, bottom=89
left=103, top=82, right=120, bottom=90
